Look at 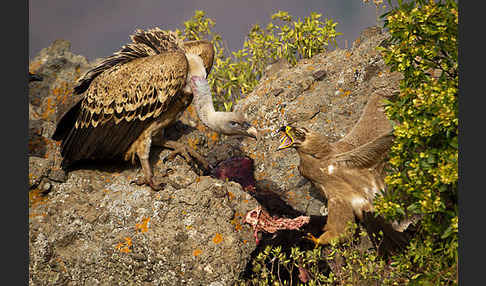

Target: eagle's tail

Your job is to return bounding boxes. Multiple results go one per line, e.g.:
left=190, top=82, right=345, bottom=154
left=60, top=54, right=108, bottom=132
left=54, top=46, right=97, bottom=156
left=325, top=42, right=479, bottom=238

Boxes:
left=361, top=212, right=412, bottom=256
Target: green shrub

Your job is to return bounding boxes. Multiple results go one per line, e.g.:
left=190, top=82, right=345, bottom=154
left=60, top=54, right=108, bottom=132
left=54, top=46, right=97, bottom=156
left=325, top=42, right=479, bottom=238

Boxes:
left=177, top=10, right=341, bottom=110
left=373, top=0, right=458, bottom=284
left=240, top=224, right=401, bottom=285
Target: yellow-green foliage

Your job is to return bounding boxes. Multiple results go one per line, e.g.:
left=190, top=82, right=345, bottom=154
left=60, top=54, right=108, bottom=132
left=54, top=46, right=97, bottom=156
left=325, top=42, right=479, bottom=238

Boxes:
left=373, top=0, right=458, bottom=283
left=177, top=10, right=341, bottom=111
left=241, top=244, right=329, bottom=285
left=241, top=224, right=403, bottom=285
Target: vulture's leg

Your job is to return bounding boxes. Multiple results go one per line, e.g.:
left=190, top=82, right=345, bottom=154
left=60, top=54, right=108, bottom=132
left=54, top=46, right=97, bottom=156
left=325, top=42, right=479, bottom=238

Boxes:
left=130, top=127, right=165, bottom=191
left=306, top=197, right=355, bottom=246
left=162, top=140, right=210, bottom=172
left=132, top=156, right=164, bottom=191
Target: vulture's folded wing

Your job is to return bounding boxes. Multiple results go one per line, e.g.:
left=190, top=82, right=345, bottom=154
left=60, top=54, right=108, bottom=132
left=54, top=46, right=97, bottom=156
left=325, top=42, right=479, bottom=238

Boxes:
left=55, top=50, right=189, bottom=168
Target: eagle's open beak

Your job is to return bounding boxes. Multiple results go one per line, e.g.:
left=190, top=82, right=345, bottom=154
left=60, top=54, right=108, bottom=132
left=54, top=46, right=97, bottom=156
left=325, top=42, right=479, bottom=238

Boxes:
left=277, top=126, right=294, bottom=150
left=246, top=126, right=259, bottom=140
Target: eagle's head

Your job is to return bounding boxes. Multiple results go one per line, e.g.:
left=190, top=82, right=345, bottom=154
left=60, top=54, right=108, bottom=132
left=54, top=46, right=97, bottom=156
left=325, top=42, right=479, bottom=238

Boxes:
left=276, top=125, right=309, bottom=150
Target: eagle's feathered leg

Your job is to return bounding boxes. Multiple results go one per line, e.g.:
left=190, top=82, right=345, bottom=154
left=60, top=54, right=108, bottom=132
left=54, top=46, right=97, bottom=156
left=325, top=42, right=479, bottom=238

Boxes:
left=306, top=197, right=355, bottom=247
left=162, top=140, right=210, bottom=172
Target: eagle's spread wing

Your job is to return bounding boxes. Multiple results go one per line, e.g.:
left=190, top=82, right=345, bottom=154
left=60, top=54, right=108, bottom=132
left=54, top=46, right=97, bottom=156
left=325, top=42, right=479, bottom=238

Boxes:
left=331, top=132, right=394, bottom=169
left=52, top=28, right=191, bottom=169
left=335, top=92, right=393, bottom=152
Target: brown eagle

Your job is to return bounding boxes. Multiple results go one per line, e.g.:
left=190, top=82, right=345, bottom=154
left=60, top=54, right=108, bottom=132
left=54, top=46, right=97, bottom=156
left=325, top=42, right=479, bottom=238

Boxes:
left=52, top=28, right=258, bottom=190
left=277, top=92, right=410, bottom=251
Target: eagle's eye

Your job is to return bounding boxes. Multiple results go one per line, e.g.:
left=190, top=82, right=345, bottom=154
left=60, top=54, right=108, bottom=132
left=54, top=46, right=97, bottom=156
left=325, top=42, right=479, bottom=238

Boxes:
left=229, top=121, right=240, bottom=128
left=294, top=129, right=306, bottom=141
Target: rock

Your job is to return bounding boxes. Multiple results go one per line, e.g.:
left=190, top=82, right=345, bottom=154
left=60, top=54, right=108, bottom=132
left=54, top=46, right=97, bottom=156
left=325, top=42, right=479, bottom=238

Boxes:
left=312, top=69, right=327, bottom=81
left=264, top=58, right=291, bottom=78
left=48, top=168, right=67, bottom=183
left=29, top=169, right=258, bottom=285
left=29, top=157, right=53, bottom=189
left=28, top=120, right=47, bottom=158
left=29, top=39, right=91, bottom=124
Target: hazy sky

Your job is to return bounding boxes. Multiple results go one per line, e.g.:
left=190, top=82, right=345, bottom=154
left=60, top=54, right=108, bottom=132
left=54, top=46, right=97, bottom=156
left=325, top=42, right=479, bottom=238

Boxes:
left=29, top=0, right=386, bottom=61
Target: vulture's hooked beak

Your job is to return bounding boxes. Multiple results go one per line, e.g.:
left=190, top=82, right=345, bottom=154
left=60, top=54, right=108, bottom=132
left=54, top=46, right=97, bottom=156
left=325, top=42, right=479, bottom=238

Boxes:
left=277, top=126, right=294, bottom=150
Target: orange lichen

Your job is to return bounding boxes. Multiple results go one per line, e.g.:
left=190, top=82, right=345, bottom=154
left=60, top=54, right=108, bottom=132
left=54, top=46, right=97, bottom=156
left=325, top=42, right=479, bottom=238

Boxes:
left=28, top=136, right=49, bottom=156
left=135, top=217, right=151, bottom=233
left=227, top=191, right=235, bottom=200
left=345, top=51, right=352, bottom=59
left=29, top=212, right=47, bottom=219
left=40, top=97, right=56, bottom=120
left=230, top=212, right=243, bottom=231
left=55, top=258, right=68, bottom=273
left=209, top=132, right=219, bottom=144
left=29, top=188, right=48, bottom=208
left=29, top=61, right=42, bottom=73
left=212, top=233, right=223, bottom=244
left=115, top=237, right=132, bottom=253
left=187, top=137, right=200, bottom=150
left=193, top=249, right=203, bottom=256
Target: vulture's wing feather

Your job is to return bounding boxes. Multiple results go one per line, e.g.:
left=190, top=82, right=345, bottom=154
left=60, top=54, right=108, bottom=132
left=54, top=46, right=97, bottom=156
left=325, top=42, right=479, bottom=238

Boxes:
left=331, top=132, right=394, bottom=169
left=334, top=92, right=393, bottom=152
left=74, top=28, right=183, bottom=95
left=58, top=51, right=189, bottom=168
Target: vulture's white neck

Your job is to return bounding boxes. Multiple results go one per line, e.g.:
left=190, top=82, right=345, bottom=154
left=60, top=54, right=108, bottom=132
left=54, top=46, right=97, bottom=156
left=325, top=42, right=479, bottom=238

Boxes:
left=189, top=76, right=221, bottom=131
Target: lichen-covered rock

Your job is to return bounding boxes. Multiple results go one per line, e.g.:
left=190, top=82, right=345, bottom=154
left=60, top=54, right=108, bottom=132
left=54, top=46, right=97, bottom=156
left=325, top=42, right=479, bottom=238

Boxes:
left=29, top=39, right=92, bottom=124
left=29, top=165, right=258, bottom=285
left=29, top=156, right=53, bottom=189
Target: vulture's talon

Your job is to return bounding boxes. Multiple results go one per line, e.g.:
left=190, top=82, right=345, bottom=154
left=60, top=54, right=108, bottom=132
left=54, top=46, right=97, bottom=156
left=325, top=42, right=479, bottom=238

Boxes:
left=130, top=177, right=164, bottom=191
left=163, top=141, right=210, bottom=172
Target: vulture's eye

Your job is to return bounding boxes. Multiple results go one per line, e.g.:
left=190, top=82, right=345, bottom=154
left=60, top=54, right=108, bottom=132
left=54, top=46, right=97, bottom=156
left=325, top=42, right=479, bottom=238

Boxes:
left=229, top=121, right=240, bottom=127
left=242, top=122, right=251, bottom=129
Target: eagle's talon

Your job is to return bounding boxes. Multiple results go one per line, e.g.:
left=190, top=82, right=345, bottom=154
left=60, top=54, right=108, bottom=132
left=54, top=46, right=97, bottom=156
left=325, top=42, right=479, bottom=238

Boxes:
left=305, top=233, right=322, bottom=247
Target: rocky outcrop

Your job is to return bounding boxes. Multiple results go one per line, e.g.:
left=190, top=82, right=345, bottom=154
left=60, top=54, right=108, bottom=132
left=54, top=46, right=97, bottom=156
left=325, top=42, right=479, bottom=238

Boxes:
left=28, top=26, right=401, bottom=285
